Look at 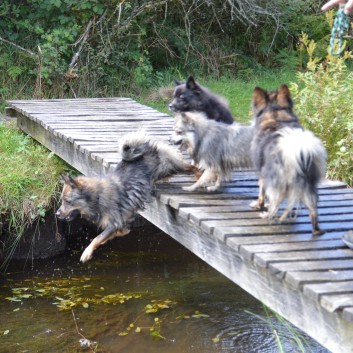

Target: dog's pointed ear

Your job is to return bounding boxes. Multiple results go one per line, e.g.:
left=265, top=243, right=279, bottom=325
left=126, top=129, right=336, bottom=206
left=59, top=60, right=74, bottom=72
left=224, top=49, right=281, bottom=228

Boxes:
left=276, top=84, right=293, bottom=109
left=60, top=174, right=78, bottom=188
left=252, top=86, right=268, bottom=114
left=186, top=76, right=200, bottom=92
left=173, top=79, right=182, bottom=86
left=60, top=174, right=71, bottom=184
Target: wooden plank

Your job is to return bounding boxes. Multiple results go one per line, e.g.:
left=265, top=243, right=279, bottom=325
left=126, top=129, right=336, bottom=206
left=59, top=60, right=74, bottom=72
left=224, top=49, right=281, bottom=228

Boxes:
left=214, top=221, right=353, bottom=240
left=285, top=270, right=353, bottom=288
left=227, top=231, right=344, bottom=253
left=240, top=239, right=346, bottom=261
left=270, top=258, right=353, bottom=278
left=187, top=205, right=353, bottom=226
left=254, top=249, right=353, bottom=268
left=303, top=281, right=353, bottom=301
left=343, top=307, right=353, bottom=322
left=321, top=294, right=353, bottom=312
left=201, top=213, right=353, bottom=235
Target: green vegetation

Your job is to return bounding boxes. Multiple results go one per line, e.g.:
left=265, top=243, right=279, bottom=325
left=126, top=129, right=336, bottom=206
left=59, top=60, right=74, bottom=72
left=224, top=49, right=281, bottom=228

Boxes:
left=291, top=33, right=353, bottom=185
left=0, top=121, right=69, bottom=255
left=246, top=306, right=314, bottom=353
left=0, top=0, right=331, bottom=111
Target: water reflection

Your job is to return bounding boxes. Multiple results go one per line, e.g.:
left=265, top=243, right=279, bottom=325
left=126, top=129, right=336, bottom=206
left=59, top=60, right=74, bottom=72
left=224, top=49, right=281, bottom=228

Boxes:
left=0, top=222, right=329, bottom=353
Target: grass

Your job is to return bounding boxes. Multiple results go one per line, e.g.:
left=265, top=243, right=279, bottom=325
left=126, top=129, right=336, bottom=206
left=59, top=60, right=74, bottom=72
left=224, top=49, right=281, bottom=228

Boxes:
left=246, top=305, right=315, bottom=353
left=139, top=69, right=298, bottom=123
left=0, top=121, right=70, bottom=249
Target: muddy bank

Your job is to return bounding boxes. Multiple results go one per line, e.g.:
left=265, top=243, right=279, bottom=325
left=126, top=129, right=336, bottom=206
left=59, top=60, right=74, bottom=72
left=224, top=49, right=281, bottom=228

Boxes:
left=0, top=213, right=147, bottom=263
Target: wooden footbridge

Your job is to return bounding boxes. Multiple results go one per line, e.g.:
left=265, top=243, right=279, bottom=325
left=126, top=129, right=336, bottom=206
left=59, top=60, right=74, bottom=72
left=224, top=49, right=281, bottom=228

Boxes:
left=6, top=97, right=353, bottom=353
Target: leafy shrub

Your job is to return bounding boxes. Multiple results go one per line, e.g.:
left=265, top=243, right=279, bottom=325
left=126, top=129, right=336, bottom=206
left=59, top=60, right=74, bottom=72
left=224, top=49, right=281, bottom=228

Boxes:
left=291, top=33, right=353, bottom=185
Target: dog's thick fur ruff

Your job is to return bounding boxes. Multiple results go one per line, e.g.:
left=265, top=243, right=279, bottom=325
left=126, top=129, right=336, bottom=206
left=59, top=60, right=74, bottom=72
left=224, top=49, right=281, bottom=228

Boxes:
left=119, top=131, right=201, bottom=181
left=173, top=112, right=253, bottom=191
left=56, top=133, right=200, bottom=262
left=169, top=76, right=234, bottom=124
left=251, top=84, right=327, bottom=236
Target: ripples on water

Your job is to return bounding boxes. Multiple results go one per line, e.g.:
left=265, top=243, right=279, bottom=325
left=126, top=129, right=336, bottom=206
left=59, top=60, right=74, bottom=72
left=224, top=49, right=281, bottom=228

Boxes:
left=0, top=222, right=329, bottom=353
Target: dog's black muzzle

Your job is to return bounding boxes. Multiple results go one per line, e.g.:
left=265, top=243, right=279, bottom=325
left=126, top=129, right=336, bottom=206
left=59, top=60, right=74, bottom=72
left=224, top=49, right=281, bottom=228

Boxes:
left=56, top=209, right=80, bottom=222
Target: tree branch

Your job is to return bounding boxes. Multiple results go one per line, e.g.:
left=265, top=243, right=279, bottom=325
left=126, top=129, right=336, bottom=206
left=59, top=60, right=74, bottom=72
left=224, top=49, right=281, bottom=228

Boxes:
left=0, top=36, right=37, bottom=57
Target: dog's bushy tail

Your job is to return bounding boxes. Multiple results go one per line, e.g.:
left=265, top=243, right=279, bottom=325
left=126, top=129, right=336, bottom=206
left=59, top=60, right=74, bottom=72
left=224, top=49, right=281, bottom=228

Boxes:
left=273, top=127, right=327, bottom=213
left=278, top=127, right=327, bottom=181
left=264, top=128, right=326, bottom=217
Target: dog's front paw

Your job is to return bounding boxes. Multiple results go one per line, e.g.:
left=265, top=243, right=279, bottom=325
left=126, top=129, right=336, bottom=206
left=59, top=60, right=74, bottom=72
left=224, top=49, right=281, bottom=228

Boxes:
left=249, top=200, right=259, bottom=209
left=206, top=185, right=219, bottom=192
left=250, top=201, right=268, bottom=211
left=259, top=211, right=270, bottom=219
left=80, top=246, right=94, bottom=263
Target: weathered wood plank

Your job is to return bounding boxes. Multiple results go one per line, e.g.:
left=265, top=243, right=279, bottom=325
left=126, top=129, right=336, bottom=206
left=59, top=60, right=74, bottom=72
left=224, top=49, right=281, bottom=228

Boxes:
left=303, top=281, right=353, bottom=301
left=321, top=294, right=353, bottom=312
left=285, top=270, right=353, bottom=288
left=270, top=259, right=353, bottom=279
left=343, top=307, right=353, bottom=322
left=240, top=239, right=346, bottom=262
left=254, top=249, right=353, bottom=269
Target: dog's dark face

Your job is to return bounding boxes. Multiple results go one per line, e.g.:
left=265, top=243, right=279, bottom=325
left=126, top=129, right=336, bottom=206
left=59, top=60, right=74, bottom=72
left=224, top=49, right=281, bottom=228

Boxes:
left=168, top=76, right=202, bottom=113
left=122, top=141, right=150, bottom=161
left=56, top=175, right=84, bottom=222
left=252, top=84, right=297, bottom=131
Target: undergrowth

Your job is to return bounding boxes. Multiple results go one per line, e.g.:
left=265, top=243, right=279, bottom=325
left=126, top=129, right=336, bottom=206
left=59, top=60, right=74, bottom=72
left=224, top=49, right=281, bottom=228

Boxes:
left=0, top=121, right=69, bottom=255
left=291, top=32, right=353, bottom=186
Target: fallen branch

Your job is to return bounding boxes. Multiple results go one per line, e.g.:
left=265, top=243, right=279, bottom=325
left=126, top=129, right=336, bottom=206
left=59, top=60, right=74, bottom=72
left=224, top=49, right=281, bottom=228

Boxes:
left=0, top=36, right=37, bottom=57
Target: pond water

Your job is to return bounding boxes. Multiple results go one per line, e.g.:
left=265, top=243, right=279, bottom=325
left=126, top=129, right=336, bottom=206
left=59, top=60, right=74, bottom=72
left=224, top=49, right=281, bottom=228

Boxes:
left=0, top=221, right=329, bottom=353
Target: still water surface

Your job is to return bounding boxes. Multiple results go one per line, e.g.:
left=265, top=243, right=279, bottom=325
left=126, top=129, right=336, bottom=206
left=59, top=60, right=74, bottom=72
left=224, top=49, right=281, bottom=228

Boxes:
left=0, top=223, right=329, bottom=353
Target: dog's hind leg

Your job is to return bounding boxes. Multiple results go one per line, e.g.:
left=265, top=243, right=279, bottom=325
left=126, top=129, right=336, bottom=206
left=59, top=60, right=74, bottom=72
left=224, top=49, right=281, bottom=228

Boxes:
left=302, top=190, right=324, bottom=236
left=207, top=174, right=222, bottom=192
left=80, top=226, right=130, bottom=263
left=250, top=177, right=267, bottom=210
left=182, top=169, right=215, bottom=191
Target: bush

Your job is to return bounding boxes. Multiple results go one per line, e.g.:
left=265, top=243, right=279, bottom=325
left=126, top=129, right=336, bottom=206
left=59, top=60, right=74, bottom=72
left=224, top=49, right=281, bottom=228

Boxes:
left=291, top=33, right=353, bottom=185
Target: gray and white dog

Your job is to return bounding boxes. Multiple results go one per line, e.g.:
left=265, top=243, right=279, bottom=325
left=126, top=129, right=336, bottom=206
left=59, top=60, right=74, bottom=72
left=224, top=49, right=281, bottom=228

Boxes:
left=56, top=132, right=200, bottom=263
left=251, top=84, right=327, bottom=235
left=172, top=112, right=253, bottom=192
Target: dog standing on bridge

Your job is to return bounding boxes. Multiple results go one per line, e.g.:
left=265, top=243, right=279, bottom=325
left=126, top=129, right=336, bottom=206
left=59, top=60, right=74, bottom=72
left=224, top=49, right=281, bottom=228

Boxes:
left=172, top=112, right=253, bottom=192
left=169, top=76, right=235, bottom=124
left=251, top=84, right=327, bottom=236
left=56, top=132, right=200, bottom=263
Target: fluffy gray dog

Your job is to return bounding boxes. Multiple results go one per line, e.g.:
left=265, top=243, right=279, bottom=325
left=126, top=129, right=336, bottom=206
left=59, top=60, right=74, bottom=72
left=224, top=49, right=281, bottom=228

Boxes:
left=119, top=131, right=201, bottom=181
left=172, top=112, right=253, bottom=192
left=56, top=132, right=200, bottom=263
left=251, top=84, right=327, bottom=235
